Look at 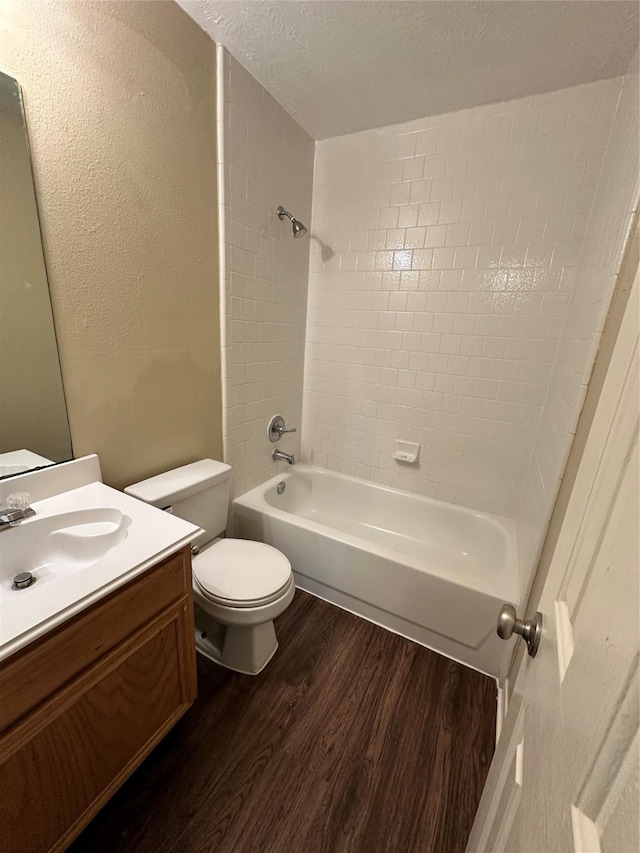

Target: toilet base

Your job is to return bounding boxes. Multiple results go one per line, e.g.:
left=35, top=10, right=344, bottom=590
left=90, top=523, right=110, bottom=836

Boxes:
left=192, top=576, right=295, bottom=675
left=194, top=619, right=279, bottom=675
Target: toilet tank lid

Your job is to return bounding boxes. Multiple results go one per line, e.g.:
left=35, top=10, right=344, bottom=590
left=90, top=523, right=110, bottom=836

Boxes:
left=124, top=459, right=231, bottom=507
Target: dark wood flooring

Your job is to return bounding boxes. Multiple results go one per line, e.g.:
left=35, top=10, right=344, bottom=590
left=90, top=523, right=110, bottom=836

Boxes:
left=69, top=590, right=496, bottom=853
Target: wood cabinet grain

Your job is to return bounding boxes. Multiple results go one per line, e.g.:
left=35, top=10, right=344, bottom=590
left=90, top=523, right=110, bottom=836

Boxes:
left=0, top=546, right=197, bottom=853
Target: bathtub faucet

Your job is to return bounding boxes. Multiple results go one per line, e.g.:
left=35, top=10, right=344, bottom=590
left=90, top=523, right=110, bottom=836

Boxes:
left=272, top=448, right=296, bottom=465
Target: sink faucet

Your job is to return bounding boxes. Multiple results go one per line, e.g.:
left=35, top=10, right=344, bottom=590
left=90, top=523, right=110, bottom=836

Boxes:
left=0, top=492, right=35, bottom=531
left=272, top=448, right=296, bottom=465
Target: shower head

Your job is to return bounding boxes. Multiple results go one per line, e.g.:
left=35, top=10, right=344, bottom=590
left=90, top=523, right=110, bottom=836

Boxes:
left=292, top=218, right=308, bottom=238
left=277, top=205, right=308, bottom=238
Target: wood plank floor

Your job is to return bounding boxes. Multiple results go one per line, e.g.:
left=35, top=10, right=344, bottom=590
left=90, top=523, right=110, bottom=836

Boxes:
left=69, top=590, right=496, bottom=853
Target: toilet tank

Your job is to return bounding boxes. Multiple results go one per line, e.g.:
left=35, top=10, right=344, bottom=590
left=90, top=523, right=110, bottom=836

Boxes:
left=125, top=459, right=231, bottom=547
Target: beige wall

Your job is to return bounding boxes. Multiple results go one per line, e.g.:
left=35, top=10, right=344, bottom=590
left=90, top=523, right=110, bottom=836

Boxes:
left=0, top=0, right=222, bottom=488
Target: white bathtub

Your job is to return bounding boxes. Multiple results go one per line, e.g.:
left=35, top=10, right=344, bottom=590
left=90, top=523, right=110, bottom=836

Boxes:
left=233, top=465, right=518, bottom=677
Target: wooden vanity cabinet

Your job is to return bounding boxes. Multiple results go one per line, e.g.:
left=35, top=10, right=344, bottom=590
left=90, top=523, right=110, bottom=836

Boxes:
left=0, top=546, right=197, bottom=853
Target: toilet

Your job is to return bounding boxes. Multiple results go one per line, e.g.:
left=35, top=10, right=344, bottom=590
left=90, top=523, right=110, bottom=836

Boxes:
left=125, top=459, right=295, bottom=675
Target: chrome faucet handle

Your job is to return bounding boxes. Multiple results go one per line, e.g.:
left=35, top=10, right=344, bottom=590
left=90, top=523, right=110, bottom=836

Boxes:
left=2, top=492, right=34, bottom=522
left=268, top=414, right=297, bottom=442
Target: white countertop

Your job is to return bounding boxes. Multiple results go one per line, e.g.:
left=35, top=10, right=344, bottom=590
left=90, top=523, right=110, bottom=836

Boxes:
left=0, top=478, right=200, bottom=662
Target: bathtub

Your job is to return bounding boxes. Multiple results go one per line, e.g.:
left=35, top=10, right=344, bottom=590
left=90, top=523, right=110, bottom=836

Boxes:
left=233, top=465, right=518, bottom=677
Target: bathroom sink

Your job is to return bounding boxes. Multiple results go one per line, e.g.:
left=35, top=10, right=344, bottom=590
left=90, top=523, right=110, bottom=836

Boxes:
left=0, top=508, right=132, bottom=601
left=0, top=457, right=201, bottom=662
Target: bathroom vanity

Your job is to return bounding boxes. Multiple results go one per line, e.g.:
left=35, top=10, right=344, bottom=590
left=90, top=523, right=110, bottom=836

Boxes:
left=0, top=457, right=201, bottom=852
left=0, top=546, right=196, bottom=852
left=0, top=547, right=195, bottom=853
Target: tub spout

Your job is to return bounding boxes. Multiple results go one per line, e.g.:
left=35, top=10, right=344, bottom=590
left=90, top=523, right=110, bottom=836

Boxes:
left=273, top=448, right=296, bottom=465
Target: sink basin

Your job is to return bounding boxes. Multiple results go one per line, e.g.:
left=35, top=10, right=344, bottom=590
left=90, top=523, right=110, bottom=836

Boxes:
left=0, top=459, right=201, bottom=662
left=0, top=508, right=132, bottom=600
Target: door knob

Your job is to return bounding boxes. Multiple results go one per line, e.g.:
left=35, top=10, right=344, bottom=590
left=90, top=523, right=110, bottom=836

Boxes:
left=497, top=604, right=542, bottom=658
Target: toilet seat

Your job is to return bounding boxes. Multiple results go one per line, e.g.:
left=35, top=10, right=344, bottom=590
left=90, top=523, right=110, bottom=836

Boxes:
left=193, top=538, right=292, bottom=609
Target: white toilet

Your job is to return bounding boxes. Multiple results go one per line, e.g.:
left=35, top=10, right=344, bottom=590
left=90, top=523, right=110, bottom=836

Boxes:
left=125, top=459, right=295, bottom=675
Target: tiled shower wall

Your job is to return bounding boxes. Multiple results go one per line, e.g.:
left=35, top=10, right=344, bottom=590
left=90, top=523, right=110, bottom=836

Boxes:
left=218, top=50, right=314, bottom=498
left=517, top=55, right=639, bottom=591
left=302, top=78, right=622, bottom=517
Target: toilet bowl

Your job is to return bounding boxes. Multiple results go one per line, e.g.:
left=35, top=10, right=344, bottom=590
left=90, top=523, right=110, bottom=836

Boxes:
left=191, top=538, right=295, bottom=674
left=125, top=459, right=295, bottom=675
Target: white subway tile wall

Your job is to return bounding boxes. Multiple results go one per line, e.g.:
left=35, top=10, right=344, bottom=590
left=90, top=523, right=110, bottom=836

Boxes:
left=303, top=78, right=623, bottom=518
left=220, top=52, right=314, bottom=497
left=516, top=57, right=639, bottom=592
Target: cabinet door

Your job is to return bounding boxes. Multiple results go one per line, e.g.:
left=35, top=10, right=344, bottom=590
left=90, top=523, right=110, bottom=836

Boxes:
left=0, top=598, right=196, bottom=853
left=0, top=549, right=191, bottom=731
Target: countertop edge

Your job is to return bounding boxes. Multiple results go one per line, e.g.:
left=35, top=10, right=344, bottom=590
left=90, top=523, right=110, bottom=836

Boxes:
left=0, top=533, right=199, bottom=664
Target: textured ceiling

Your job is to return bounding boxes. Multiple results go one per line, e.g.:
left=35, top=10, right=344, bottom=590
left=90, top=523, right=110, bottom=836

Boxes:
left=176, top=1, right=639, bottom=139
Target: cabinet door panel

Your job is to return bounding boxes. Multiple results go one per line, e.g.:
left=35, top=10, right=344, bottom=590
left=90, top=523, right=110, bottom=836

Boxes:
left=0, top=602, right=193, bottom=853
left=0, top=548, right=190, bottom=731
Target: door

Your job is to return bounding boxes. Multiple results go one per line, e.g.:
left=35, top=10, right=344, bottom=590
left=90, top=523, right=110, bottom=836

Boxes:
left=467, top=269, right=639, bottom=853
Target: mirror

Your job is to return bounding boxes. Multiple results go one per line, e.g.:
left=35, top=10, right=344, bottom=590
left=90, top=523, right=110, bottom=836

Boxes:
left=0, top=71, right=72, bottom=480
